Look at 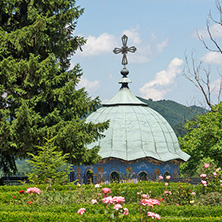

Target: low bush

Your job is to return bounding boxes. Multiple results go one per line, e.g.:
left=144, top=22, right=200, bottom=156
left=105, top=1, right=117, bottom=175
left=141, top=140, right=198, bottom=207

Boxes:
left=198, top=192, right=222, bottom=206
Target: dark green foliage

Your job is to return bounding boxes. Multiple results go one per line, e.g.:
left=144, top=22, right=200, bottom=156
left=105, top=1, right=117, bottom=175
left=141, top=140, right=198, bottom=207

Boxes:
left=198, top=192, right=222, bottom=206
left=179, top=103, right=222, bottom=176
left=137, top=97, right=207, bottom=137
left=0, top=0, right=109, bottom=174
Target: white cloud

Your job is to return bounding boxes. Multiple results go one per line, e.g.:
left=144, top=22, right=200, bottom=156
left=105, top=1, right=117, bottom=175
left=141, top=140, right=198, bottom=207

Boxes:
left=77, top=33, right=116, bottom=56
left=75, top=28, right=168, bottom=64
left=195, top=23, right=222, bottom=39
left=157, top=39, right=168, bottom=53
left=139, top=57, right=183, bottom=100
left=140, top=88, right=169, bottom=101
left=121, top=27, right=168, bottom=65
left=122, top=26, right=142, bottom=45
left=77, top=77, right=101, bottom=93
left=209, top=78, right=222, bottom=94
left=201, top=51, right=222, bottom=64
left=129, top=54, right=151, bottom=64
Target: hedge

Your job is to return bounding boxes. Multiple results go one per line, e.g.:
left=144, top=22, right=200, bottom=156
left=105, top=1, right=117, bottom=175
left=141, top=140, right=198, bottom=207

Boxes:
left=0, top=181, right=220, bottom=221
left=1, top=211, right=222, bottom=222
left=0, top=203, right=221, bottom=218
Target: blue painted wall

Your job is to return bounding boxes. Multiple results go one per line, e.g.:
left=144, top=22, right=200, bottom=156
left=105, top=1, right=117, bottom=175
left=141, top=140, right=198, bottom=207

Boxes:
left=72, top=159, right=180, bottom=184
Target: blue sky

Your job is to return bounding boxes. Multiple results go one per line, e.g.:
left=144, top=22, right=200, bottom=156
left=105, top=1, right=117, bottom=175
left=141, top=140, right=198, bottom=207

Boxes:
left=71, top=0, right=222, bottom=107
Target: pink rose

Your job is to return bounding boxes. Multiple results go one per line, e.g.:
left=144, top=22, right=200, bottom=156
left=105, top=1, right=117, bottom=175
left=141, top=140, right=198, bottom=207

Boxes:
left=149, top=199, right=160, bottom=205
left=166, top=175, right=171, bottom=180
left=102, top=188, right=111, bottom=194
left=140, top=199, right=153, bottom=207
left=26, top=187, right=41, bottom=195
left=154, top=213, right=161, bottom=220
left=91, top=199, right=97, bottom=204
left=158, top=175, right=163, bottom=180
left=201, top=180, right=207, bottom=186
left=140, top=198, right=159, bottom=206
left=141, top=194, right=149, bottom=199
left=122, top=208, right=129, bottom=215
left=164, top=190, right=172, bottom=195
left=147, top=211, right=155, bottom=219
left=102, top=196, right=113, bottom=204
left=220, top=184, right=222, bottom=187
left=216, top=168, right=221, bottom=171
left=204, top=163, right=210, bottom=168
left=165, top=183, right=168, bottom=186
left=200, top=174, right=206, bottom=178
left=213, top=172, right=217, bottom=177
left=191, top=192, right=196, bottom=195
left=77, top=208, right=86, bottom=215
left=112, top=196, right=125, bottom=204
left=113, top=204, right=122, bottom=211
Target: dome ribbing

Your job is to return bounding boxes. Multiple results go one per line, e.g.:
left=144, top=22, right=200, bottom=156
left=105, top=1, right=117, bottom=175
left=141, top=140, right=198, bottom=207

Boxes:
left=86, top=87, right=190, bottom=162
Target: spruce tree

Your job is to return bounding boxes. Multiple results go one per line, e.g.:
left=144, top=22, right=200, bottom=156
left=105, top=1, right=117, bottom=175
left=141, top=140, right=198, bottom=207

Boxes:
left=26, top=136, right=72, bottom=185
left=0, top=0, right=108, bottom=174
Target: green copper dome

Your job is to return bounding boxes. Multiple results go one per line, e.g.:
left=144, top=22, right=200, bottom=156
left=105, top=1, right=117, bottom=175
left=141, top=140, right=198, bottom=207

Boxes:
left=86, top=86, right=190, bottom=162
left=85, top=35, right=190, bottom=163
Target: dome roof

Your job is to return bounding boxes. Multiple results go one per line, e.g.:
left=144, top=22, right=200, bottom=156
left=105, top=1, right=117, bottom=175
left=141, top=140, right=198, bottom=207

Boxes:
left=86, top=87, right=190, bottom=162
left=85, top=34, right=190, bottom=163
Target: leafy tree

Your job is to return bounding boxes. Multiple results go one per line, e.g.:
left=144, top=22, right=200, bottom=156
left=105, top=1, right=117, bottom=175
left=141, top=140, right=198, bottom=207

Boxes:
left=179, top=103, right=222, bottom=176
left=0, top=0, right=109, bottom=175
left=26, top=136, right=71, bottom=185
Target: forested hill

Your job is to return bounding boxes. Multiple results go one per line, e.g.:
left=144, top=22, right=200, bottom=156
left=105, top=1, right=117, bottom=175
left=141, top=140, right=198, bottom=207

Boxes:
left=137, top=97, right=207, bottom=137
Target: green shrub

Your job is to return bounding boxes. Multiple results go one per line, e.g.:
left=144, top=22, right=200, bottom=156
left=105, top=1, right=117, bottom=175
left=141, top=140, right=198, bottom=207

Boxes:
left=197, top=192, right=222, bottom=206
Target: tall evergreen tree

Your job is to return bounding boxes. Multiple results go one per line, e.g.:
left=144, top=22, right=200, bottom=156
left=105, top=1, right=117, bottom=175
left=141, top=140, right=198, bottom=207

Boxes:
left=0, top=0, right=109, bottom=175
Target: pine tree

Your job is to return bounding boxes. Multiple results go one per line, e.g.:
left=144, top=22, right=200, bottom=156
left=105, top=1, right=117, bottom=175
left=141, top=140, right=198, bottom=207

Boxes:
left=26, top=136, right=72, bottom=185
left=0, top=0, right=108, bottom=174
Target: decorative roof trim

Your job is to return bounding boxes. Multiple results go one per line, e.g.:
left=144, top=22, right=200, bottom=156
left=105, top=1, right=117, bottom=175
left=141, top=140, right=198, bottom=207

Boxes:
left=103, top=103, right=148, bottom=107
left=98, top=157, right=183, bottom=165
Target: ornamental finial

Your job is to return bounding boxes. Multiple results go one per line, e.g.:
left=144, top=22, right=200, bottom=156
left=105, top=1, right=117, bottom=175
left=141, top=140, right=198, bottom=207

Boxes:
left=113, top=35, right=136, bottom=88
left=113, top=35, right=137, bottom=66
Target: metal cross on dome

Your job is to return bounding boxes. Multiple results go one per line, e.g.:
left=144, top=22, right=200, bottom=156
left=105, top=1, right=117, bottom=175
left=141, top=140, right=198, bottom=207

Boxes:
left=113, top=35, right=137, bottom=66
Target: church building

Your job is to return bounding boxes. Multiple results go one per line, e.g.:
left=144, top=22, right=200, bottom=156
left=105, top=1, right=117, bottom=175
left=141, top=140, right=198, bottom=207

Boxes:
left=72, top=35, right=190, bottom=184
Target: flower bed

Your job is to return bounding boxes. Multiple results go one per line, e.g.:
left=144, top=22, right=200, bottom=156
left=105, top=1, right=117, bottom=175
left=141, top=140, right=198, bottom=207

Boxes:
left=0, top=163, right=221, bottom=221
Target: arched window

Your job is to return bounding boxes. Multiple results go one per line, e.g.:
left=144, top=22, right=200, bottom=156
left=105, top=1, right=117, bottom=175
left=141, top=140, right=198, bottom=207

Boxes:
left=137, top=171, right=148, bottom=181
left=110, top=171, right=120, bottom=183
left=85, top=169, right=94, bottom=184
